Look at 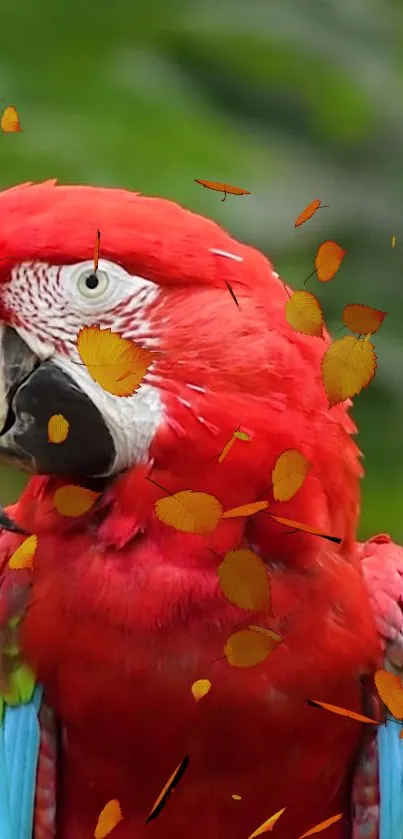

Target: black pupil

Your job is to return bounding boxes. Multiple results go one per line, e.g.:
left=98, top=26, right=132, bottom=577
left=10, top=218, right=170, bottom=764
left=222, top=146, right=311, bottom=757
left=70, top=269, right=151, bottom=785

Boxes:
left=85, top=273, right=99, bottom=290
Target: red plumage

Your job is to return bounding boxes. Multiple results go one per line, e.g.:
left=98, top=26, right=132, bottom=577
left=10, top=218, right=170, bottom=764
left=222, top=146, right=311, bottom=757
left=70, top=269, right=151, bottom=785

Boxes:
left=0, top=183, right=384, bottom=839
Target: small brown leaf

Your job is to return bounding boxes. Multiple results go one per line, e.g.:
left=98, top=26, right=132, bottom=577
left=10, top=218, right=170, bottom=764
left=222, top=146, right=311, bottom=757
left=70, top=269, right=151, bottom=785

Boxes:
left=342, top=304, right=387, bottom=336
left=374, top=668, right=403, bottom=720
left=248, top=807, right=286, bottom=837
left=155, top=491, right=222, bottom=534
left=271, top=449, right=310, bottom=502
left=218, top=549, right=271, bottom=611
left=298, top=814, right=343, bottom=839
left=315, top=241, right=346, bottom=282
left=224, top=626, right=282, bottom=668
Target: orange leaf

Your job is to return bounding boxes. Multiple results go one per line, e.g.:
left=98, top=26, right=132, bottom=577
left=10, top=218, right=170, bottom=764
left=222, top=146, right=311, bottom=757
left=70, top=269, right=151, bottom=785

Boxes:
left=76, top=325, right=158, bottom=397
left=47, top=414, right=70, bottom=444
left=342, top=304, right=387, bottom=336
left=194, top=179, right=250, bottom=197
left=218, top=437, right=236, bottom=463
left=315, top=241, right=346, bottom=282
left=232, top=794, right=243, bottom=800
left=374, top=668, right=403, bottom=720
left=294, top=199, right=322, bottom=228
left=191, top=679, right=211, bottom=703
left=321, top=336, right=377, bottom=407
left=53, top=485, right=101, bottom=517
left=222, top=501, right=269, bottom=519
left=268, top=514, right=341, bottom=544
left=8, top=535, right=38, bottom=570
left=1, top=106, right=22, bottom=133
left=224, top=626, right=282, bottom=668
left=146, top=755, right=190, bottom=824
left=248, top=807, right=286, bottom=838
left=218, top=548, right=271, bottom=611
left=271, top=449, right=310, bottom=502
left=285, top=291, right=324, bottom=337
left=307, top=699, right=379, bottom=725
left=298, top=814, right=343, bottom=838
left=94, top=800, right=123, bottom=839
left=155, top=491, right=222, bottom=534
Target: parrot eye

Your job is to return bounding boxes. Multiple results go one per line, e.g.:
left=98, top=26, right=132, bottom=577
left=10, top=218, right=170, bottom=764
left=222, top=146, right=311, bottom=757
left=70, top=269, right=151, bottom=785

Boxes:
left=77, top=269, right=109, bottom=299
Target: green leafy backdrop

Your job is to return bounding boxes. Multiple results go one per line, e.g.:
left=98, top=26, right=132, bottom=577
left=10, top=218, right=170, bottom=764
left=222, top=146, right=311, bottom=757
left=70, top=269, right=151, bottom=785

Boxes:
left=0, top=0, right=401, bottom=539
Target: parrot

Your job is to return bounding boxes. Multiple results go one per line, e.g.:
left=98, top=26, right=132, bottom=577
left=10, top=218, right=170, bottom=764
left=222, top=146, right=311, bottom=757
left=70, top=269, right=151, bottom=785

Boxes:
left=0, top=180, right=400, bottom=839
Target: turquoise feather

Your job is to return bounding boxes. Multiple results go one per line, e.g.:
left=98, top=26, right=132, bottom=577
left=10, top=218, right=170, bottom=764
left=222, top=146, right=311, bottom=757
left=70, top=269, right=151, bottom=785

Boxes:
left=378, top=716, right=403, bottom=839
left=0, top=684, right=43, bottom=839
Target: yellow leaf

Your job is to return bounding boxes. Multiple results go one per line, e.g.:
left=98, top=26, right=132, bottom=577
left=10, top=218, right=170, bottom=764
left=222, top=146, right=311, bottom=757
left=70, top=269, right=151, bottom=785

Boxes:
left=94, top=800, right=123, bottom=839
left=342, top=304, right=387, bottom=336
left=232, top=794, right=242, bottom=801
left=222, top=501, right=268, bottom=519
left=315, top=241, right=346, bottom=282
left=76, top=325, right=158, bottom=397
left=374, top=669, right=403, bottom=720
left=53, top=485, right=101, bottom=517
left=1, top=106, right=22, bottom=133
left=285, top=291, right=324, bottom=337
left=392, top=236, right=396, bottom=248
left=47, top=414, right=70, bottom=444
left=8, top=535, right=38, bottom=570
left=224, top=626, right=282, bottom=668
left=248, top=807, right=286, bottom=838
left=191, top=679, right=211, bottom=702
left=218, top=549, right=271, bottom=611
left=233, top=430, right=250, bottom=441
left=268, top=514, right=341, bottom=544
left=298, top=814, right=343, bottom=838
left=155, top=491, right=222, bottom=534
left=321, top=336, right=377, bottom=407
left=271, top=449, right=310, bottom=502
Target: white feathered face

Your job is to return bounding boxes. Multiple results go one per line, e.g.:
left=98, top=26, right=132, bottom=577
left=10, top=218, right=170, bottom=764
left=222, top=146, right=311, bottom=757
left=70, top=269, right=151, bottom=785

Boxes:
left=0, top=257, right=165, bottom=477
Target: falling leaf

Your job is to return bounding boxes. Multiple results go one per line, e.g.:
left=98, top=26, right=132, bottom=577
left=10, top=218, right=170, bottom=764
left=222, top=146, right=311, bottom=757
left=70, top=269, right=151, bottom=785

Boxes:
left=1, top=106, right=22, bottom=133
left=315, top=241, right=346, bottom=282
left=392, top=236, right=396, bottom=248
left=94, top=800, right=123, bottom=839
left=272, top=450, right=310, bottom=502
left=53, top=485, right=101, bottom=517
left=218, top=549, right=271, bottom=611
left=224, top=626, right=282, bottom=668
left=76, top=325, right=158, bottom=397
left=222, top=501, right=269, bottom=519
left=233, top=430, right=250, bottom=442
left=285, top=291, right=324, bottom=337
left=342, top=304, right=387, bottom=336
left=307, top=699, right=379, bottom=725
left=48, top=414, right=70, bottom=444
left=194, top=180, right=250, bottom=202
left=248, top=807, right=286, bottom=838
left=191, top=679, right=211, bottom=703
left=155, top=491, right=222, bottom=534
left=218, top=429, right=250, bottom=462
left=294, top=199, right=322, bottom=228
left=268, top=514, right=342, bottom=544
left=374, top=669, right=403, bottom=720
left=232, top=794, right=242, bottom=801
left=8, top=535, right=38, bottom=570
left=94, top=230, right=101, bottom=272
left=298, top=814, right=343, bottom=838
left=146, top=755, right=190, bottom=824
left=226, top=281, right=241, bottom=309
left=321, top=335, right=377, bottom=407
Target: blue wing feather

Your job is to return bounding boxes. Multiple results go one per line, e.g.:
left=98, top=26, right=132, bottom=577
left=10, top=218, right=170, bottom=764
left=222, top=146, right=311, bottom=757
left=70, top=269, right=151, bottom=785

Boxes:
left=0, top=684, right=44, bottom=839
left=378, top=716, right=403, bottom=839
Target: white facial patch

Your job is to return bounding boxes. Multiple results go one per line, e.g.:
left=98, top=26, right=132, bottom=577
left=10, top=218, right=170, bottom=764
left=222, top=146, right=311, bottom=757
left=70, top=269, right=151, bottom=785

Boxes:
left=5, top=259, right=166, bottom=474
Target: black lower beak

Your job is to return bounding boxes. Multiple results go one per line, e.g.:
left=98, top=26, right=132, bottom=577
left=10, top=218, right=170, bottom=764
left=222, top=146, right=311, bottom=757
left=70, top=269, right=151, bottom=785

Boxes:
left=0, top=326, right=115, bottom=488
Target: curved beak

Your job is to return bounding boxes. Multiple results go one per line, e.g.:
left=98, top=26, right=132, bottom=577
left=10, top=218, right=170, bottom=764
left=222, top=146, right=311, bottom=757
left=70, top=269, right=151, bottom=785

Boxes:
left=0, top=326, right=115, bottom=533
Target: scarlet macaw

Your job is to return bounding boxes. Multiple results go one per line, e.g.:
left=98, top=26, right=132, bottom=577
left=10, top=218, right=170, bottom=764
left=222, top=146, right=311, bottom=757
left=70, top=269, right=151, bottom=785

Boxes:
left=0, top=181, right=400, bottom=839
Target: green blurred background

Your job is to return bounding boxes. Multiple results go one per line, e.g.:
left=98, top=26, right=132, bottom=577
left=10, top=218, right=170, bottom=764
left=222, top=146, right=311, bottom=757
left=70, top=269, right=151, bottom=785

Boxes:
left=0, top=0, right=401, bottom=540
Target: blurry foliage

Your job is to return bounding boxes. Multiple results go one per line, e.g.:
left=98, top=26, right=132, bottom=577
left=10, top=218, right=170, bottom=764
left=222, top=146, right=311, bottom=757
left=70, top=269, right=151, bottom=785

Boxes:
left=0, top=0, right=401, bottom=538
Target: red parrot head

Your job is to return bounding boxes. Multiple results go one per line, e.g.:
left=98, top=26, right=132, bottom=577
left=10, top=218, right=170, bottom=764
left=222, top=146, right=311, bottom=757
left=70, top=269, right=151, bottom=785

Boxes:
left=0, top=180, right=361, bottom=552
